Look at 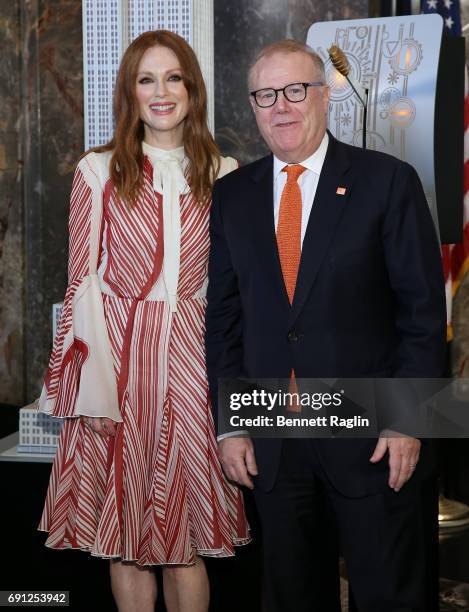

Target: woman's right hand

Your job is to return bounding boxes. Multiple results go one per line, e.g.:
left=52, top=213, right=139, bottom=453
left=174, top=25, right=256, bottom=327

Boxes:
left=82, top=416, right=117, bottom=437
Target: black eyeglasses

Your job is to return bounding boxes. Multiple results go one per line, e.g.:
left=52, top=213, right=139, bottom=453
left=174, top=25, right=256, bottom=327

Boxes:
left=250, top=81, right=324, bottom=108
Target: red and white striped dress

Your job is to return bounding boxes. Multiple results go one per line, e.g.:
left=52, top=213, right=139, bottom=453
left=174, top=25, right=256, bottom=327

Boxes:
left=38, top=147, right=250, bottom=565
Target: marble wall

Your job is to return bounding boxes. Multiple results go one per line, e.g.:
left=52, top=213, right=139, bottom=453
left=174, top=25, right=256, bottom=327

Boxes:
left=0, top=1, right=82, bottom=404
left=21, top=0, right=83, bottom=403
left=0, top=1, right=23, bottom=405
left=1, top=0, right=83, bottom=405
left=214, top=0, right=369, bottom=163
left=0, top=1, right=83, bottom=404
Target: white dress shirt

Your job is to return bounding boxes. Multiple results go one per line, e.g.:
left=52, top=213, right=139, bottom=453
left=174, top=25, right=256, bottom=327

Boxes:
left=273, top=131, right=329, bottom=244
left=218, top=132, right=329, bottom=441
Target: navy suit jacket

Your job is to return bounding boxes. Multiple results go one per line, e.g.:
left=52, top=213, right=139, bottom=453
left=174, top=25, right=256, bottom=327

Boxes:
left=205, top=134, right=446, bottom=495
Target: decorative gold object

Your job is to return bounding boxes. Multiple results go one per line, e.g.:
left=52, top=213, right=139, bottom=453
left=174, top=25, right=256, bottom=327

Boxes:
left=439, top=494, right=469, bottom=529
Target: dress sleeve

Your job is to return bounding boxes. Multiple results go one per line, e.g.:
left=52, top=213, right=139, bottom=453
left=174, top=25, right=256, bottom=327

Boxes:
left=39, top=155, right=99, bottom=417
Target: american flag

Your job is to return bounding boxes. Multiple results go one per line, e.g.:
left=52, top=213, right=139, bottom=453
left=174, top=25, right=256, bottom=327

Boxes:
left=422, top=0, right=468, bottom=341
left=422, top=0, right=461, bottom=30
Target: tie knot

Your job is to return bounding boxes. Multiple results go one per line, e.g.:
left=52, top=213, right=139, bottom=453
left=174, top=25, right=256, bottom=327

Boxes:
left=282, top=164, right=305, bottom=183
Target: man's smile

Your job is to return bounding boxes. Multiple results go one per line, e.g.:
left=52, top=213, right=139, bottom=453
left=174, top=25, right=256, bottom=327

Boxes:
left=273, top=121, right=299, bottom=128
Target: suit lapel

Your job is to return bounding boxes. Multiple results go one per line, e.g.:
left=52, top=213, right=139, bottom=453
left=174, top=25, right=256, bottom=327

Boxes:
left=289, top=136, right=353, bottom=327
left=249, top=156, right=291, bottom=309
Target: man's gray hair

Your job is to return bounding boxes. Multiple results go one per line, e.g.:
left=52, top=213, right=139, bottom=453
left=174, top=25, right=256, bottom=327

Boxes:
left=248, top=39, right=326, bottom=90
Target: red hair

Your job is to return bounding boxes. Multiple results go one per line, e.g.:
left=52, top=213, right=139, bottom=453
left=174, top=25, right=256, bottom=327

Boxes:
left=92, top=30, right=220, bottom=205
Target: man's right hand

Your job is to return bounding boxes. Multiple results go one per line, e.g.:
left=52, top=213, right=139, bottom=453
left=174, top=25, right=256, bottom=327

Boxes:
left=218, top=437, right=258, bottom=489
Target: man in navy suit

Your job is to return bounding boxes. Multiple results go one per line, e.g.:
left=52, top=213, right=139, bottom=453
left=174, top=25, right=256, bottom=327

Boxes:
left=205, top=39, right=446, bottom=612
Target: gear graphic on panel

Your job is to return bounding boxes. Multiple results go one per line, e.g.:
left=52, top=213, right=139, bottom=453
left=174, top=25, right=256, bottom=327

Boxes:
left=352, top=129, right=387, bottom=151
left=380, top=87, right=402, bottom=107
left=388, top=37, right=423, bottom=75
left=389, top=96, right=416, bottom=127
left=379, top=87, right=401, bottom=115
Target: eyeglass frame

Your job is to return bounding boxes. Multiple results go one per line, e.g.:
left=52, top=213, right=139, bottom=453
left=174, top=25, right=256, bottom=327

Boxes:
left=250, top=81, right=325, bottom=108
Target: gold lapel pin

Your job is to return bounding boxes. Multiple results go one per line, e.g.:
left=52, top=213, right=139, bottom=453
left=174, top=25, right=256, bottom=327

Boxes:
left=336, top=187, right=347, bottom=195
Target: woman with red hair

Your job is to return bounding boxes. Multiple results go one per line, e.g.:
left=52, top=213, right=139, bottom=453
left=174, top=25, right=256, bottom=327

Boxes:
left=38, top=30, right=249, bottom=611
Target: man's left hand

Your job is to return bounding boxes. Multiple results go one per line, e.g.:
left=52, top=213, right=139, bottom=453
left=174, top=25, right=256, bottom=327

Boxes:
left=369, top=431, right=421, bottom=492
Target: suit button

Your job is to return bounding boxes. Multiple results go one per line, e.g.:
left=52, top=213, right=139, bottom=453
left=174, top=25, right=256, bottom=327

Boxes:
left=288, top=330, right=299, bottom=343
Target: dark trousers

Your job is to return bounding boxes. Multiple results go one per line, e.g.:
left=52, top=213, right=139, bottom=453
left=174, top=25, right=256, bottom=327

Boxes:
left=253, top=439, right=428, bottom=612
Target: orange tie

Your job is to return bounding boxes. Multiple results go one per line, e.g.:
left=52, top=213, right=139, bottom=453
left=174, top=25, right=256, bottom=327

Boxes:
left=276, top=164, right=305, bottom=412
left=276, top=164, right=305, bottom=303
